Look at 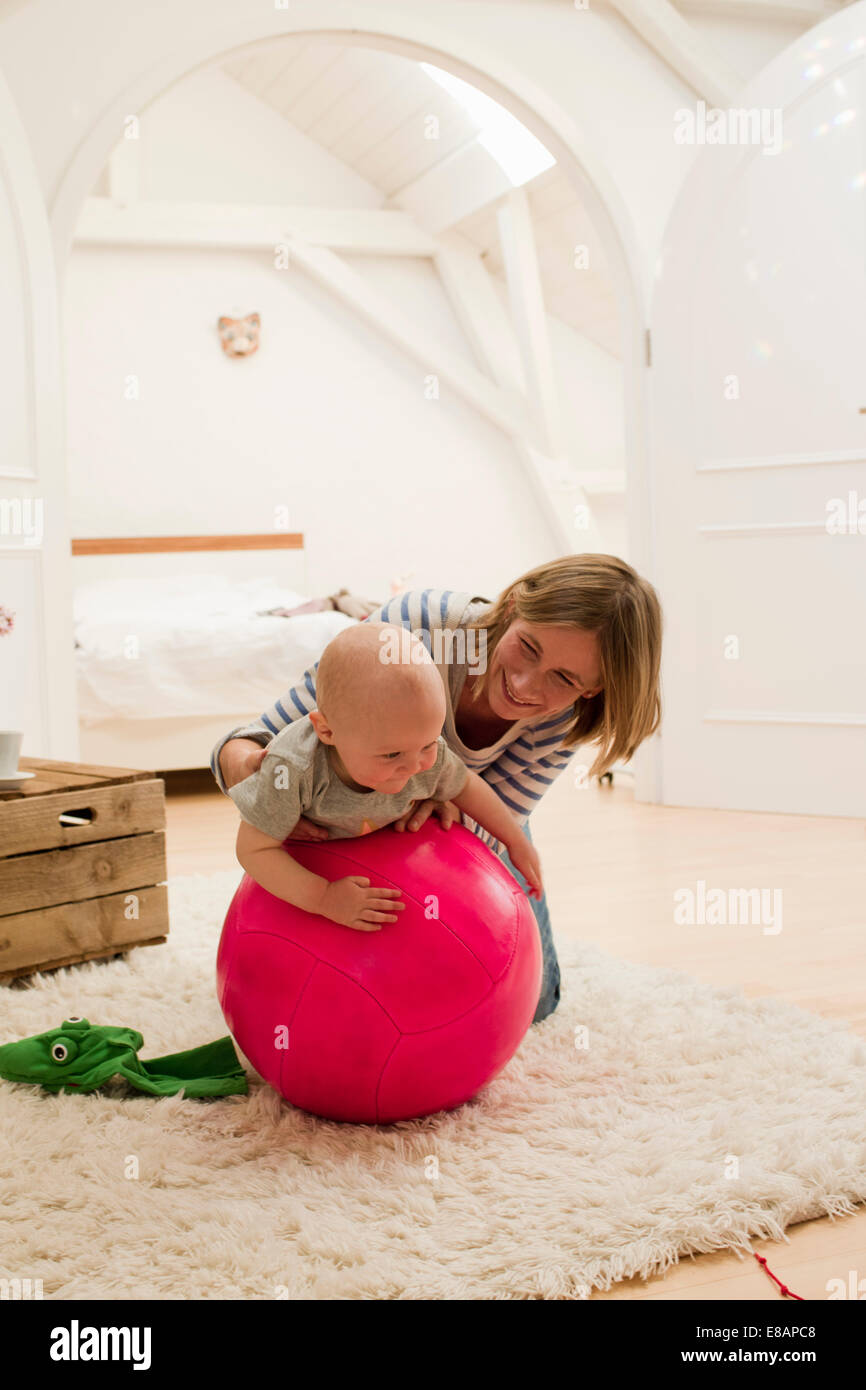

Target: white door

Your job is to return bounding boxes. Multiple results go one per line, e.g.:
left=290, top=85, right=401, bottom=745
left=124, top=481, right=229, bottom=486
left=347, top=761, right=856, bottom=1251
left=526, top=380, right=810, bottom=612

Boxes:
left=0, top=68, right=78, bottom=761
left=650, top=5, right=866, bottom=817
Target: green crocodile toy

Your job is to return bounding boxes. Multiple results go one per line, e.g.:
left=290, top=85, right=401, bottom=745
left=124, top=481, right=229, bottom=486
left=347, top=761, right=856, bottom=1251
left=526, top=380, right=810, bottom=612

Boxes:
left=0, top=1018, right=248, bottom=1098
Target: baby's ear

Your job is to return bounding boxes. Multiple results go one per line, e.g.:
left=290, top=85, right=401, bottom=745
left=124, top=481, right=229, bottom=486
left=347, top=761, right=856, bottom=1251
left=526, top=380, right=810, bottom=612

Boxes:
left=308, top=709, right=328, bottom=739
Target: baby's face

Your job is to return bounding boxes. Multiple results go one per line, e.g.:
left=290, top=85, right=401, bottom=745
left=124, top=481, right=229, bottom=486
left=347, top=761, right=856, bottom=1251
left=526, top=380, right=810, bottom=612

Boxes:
left=332, top=702, right=444, bottom=794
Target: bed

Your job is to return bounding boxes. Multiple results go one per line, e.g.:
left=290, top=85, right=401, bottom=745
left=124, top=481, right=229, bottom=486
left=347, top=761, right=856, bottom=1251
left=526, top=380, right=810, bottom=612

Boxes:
left=72, top=534, right=364, bottom=772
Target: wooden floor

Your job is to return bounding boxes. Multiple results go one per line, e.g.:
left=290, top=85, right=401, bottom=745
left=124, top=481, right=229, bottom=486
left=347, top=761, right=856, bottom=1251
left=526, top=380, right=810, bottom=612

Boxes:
left=164, top=767, right=866, bottom=1301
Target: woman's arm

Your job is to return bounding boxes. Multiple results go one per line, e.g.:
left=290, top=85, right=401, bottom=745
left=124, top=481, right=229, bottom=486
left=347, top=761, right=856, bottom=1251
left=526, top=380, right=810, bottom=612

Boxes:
left=403, top=728, right=576, bottom=852
left=215, top=737, right=269, bottom=791
left=212, top=723, right=274, bottom=793
left=477, top=736, right=576, bottom=826
left=451, top=773, right=544, bottom=897
left=457, top=738, right=576, bottom=857
left=211, top=660, right=327, bottom=792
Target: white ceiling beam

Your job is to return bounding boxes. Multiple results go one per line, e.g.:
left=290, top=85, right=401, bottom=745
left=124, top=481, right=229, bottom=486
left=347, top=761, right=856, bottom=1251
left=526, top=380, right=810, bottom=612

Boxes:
left=605, top=0, right=741, bottom=106
left=513, top=440, right=605, bottom=555
left=75, top=198, right=437, bottom=256
left=389, top=139, right=513, bottom=235
left=432, top=230, right=602, bottom=555
left=432, top=231, right=526, bottom=394
left=677, top=0, right=838, bottom=18
left=280, top=238, right=535, bottom=442
left=494, top=189, right=605, bottom=551
left=496, top=187, right=565, bottom=460
left=574, top=469, right=627, bottom=496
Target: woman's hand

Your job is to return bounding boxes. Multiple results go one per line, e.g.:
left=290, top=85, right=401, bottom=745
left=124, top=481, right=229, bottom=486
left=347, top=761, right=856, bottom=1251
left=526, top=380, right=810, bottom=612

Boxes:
left=504, top=835, right=544, bottom=900
left=285, top=817, right=330, bottom=842
left=393, top=798, right=461, bottom=832
left=219, top=739, right=328, bottom=840
left=219, top=738, right=268, bottom=789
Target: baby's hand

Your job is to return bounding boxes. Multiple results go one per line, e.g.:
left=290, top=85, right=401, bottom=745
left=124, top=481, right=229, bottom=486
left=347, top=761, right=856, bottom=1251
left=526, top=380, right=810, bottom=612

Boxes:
left=319, top=876, right=405, bottom=931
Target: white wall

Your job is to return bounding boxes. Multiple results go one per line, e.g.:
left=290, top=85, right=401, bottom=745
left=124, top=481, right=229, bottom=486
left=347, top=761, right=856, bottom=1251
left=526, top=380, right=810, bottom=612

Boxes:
left=64, top=66, right=624, bottom=600
left=64, top=242, right=536, bottom=599
left=515, top=281, right=629, bottom=560
left=686, top=13, right=808, bottom=84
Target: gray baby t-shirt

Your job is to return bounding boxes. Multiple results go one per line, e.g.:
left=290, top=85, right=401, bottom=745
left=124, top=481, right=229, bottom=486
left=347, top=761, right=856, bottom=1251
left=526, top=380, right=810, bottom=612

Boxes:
left=228, top=713, right=470, bottom=842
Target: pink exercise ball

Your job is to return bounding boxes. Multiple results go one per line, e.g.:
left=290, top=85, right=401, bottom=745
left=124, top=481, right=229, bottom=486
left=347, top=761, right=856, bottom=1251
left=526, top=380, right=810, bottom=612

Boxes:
left=216, top=820, right=542, bottom=1123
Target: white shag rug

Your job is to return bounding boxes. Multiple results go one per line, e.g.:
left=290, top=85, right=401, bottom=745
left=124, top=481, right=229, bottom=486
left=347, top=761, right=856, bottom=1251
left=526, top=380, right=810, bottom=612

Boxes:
left=1, top=870, right=864, bottom=1301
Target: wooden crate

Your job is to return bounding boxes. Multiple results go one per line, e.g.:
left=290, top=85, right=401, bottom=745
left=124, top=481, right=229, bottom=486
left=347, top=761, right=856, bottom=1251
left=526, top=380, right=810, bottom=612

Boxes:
left=0, top=758, right=169, bottom=981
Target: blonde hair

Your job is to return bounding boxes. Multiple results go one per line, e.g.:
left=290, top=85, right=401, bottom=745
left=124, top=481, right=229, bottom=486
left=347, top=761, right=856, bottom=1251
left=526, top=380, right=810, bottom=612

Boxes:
left=464, top=554, right=662, bottom=778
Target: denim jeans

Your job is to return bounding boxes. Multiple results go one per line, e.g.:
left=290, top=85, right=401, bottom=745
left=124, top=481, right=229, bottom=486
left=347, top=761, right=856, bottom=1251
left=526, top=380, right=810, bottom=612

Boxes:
left=495, top=822, right=561, bottom=1024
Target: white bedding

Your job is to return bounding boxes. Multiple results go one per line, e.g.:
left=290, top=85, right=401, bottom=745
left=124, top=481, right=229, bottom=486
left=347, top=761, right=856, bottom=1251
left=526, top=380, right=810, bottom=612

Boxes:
left=74, top=574, right=358, bottom=723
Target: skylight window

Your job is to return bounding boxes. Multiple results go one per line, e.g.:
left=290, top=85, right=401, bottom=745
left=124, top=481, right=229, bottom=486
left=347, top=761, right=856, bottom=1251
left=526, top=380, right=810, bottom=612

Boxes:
left=421, top=62, right=555, bottom=186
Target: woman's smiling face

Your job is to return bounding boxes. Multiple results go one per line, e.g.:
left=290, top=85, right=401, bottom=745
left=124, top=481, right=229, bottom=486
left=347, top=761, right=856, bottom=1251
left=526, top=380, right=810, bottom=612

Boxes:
left=487, top=616, right=604, bottom=720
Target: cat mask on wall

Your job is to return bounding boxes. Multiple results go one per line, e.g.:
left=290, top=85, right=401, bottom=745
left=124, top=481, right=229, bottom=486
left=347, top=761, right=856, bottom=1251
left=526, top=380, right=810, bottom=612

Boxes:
left=217, top=313, right=260, bottom=357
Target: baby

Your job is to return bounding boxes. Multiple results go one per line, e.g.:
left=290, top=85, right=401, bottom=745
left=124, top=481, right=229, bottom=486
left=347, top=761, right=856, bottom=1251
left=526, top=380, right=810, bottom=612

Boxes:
left=231, top=621, right=543, bottom=930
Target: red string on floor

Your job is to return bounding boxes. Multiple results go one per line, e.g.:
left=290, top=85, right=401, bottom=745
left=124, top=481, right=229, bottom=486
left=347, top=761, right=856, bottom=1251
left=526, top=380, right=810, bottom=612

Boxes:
left=753, top=1252, right=804, bottom=1299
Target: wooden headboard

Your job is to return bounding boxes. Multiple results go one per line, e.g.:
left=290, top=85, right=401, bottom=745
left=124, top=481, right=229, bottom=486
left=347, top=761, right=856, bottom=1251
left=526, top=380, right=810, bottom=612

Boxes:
left=71, top=534, right=303, bottom=555
left=70, top=533, right=307, bottom=588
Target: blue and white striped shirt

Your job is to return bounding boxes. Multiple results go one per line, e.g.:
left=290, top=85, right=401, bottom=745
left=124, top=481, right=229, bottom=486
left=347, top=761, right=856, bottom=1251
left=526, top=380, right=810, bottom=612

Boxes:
left=211, top=588, right=576, bottom=854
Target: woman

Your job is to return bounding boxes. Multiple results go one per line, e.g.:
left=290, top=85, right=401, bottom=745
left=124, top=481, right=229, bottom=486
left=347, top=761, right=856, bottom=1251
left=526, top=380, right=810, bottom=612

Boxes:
left=212, top=554, right=663, bottom=1024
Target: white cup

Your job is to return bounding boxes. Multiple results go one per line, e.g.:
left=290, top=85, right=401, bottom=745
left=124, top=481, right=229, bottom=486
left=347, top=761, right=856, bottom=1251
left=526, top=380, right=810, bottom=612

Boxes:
left=0, top=731, right=23, bottom=778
